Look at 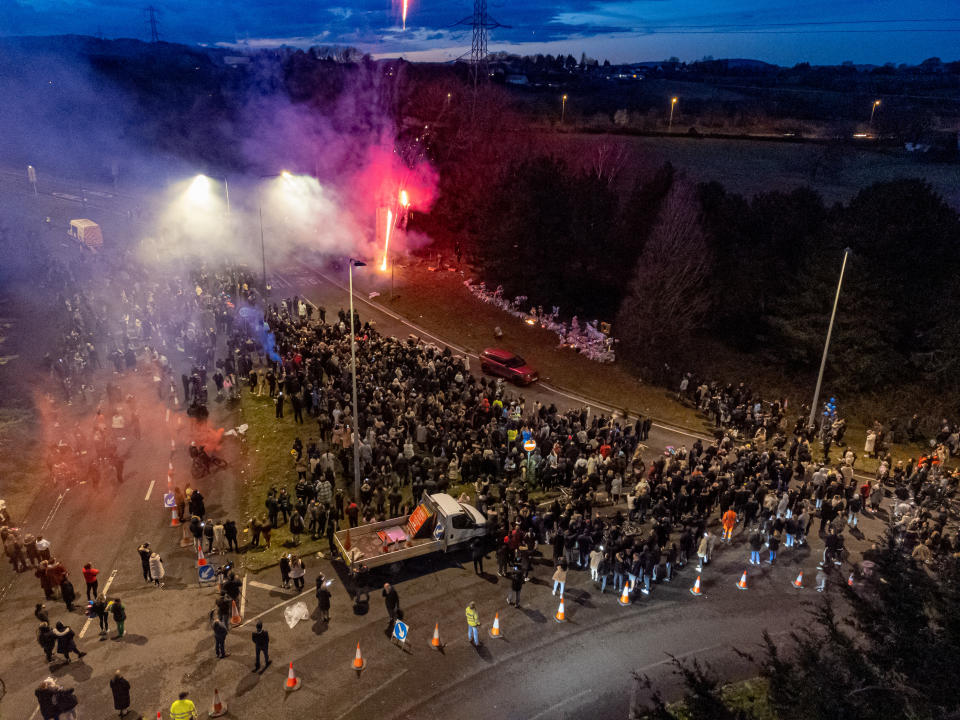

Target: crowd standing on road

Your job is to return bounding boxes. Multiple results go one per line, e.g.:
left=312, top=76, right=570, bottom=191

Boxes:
left=14, top=255, right=960, bottom=719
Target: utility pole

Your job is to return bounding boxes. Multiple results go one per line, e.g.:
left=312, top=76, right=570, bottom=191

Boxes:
left=348, top=259, right=366, bottom=501
left=146, top=6, right=160, bottom=43
left=258, top=206, right=267, bottom=293
left=808, top=248, right=851, bottom=432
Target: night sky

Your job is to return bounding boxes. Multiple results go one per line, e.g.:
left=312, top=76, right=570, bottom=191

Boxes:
left=2, top=0, right=958, bottom=65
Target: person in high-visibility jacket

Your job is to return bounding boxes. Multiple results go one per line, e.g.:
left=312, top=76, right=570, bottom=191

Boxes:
left=721, top=508, right=737, bottom=542
left=170, top=691, right=198, bottom=719
left=465, top=601, right=480, bottom=646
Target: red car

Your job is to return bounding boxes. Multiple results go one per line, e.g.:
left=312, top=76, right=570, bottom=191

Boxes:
left=480, top=348, right=538, bottom=385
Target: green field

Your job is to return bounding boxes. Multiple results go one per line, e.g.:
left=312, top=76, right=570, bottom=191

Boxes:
left=542, top=132, right=960, bottom=207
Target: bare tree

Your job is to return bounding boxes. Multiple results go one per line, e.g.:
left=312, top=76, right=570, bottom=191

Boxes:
left=591, top=141, right=629, bottom=185
left=615, top=179, right=712, bottom=363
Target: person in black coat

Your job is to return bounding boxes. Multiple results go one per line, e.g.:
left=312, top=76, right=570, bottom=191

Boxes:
left=35, top=678, right=60, bottom=720
left=137, top=543, right=151, bottom=582
left=53, top=621, right=85, bottom=662
left=110, top=670, right=131, bottom=717
left=37, top=622, right=56, bottom=662
left=470, top=537, right=486, bottom=575
left=212, top=617, right=229, bottom=658
left=507, top=565, right=525, bottom=608
left=224, top=520, right=239, bottom=552
left=251, top=621, right=271, bottom=672
left=60, top=577, right=76, bottom=612
left=382, top=582, right=400, bottom=635
left=316, top=575, right=331, bottom=622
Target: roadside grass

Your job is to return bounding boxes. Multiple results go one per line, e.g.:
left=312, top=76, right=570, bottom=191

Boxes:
left=639, top=677, right=775, bottom=720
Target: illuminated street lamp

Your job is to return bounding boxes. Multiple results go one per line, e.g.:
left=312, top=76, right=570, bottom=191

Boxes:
left=561, top=94, right=568, bottom=124
left=869, top=99, right=881, bottom=127
left=668, top=96, right=678, bottom=132
left=348, top=258, right=366, bottom=500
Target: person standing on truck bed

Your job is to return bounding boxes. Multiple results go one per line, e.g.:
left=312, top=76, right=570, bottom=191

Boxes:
left=382, top=583, right=400, bottom=637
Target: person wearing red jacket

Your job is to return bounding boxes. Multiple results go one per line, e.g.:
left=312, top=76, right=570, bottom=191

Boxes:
left=81, top=563, right=99, bottom=601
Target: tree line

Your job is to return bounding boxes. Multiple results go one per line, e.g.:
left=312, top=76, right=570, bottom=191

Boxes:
left=435, top=146, right=960, bottom=413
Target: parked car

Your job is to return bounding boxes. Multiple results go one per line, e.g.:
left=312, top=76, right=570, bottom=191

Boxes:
left=480, top=347, right=538, bottom=385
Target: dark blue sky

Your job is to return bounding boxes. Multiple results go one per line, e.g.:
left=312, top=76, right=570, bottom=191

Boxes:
left=2, top=0, right=958, bottom=65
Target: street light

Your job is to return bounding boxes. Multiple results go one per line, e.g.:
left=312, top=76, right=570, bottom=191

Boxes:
left=808, top=247, right=852, bottom=432
left=561, top=94, right=568, bottom=124
left=869, top=99, right=881, bottom=127
left=348, top=258, right=366, bottom=501
left=668, top=96, right=678, bottom=132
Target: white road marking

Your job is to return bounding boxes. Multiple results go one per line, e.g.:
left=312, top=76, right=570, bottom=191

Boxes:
left=144, top=479, right=155, bottom=501
left=78, top=569, right=117, bottom=638
left=528, top=688, right=593, bottom=720
left=248, top=580, right=291, bottom=592
left=40, top=491, right=68, bottom=531
left=240, top=574, right=248, bottom=619
left=236, top=587, right=313, bottom=629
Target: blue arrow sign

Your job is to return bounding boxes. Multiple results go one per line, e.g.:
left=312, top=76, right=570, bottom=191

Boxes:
left=433, top=522, right=444, bottom=541
left=392, top=620, right=409, bottom=642
left=197, top=564, right=215, bottom=583
left=163, top=492, right=176, bottom=508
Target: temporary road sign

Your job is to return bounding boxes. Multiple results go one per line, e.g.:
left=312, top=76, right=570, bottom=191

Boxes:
left=433, top=522, right=444, bottom=541
left=523, top=439, right=536, bottom=452
left=163, top=492, right=176, bottom=508
left=392, top=620, right=409, bottom=643
left=198, top=564, right=215, bottom=584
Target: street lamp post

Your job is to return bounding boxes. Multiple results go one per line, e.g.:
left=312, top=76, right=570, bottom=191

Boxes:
left=348, top=258, right=366, bottom=501
left=258, top=206, right=267, bottom=293
left=561, top=94, right=568, bottom=124
left=669, top=97, right=678, bottom=132
left=223, top=177, right=230, bottom=215
left=808, top=247, right=852, bottom=432
left=869, top=99, right=881, bottom=127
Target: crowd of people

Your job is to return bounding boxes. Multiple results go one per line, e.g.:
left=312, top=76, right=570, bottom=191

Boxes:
left=220, top=293, right=959, bottom=613
left=15, top=250, right=960, bottom=719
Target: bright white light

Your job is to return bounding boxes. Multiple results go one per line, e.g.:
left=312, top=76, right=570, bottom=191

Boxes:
left=188, top=174, right=211, bottom=201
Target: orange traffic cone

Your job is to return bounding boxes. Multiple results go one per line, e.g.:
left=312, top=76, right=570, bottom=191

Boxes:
left=848, top=572, right=855, bottom=587
left=792, top=571, right=804, bottom=589
left=736, top=570, right=748, bottom=591
left=230, top=599, right=242, bottom=626
left=197, top=543, right=207, bottom=567
left=285, top=660, right=302, bottom=691
left=170, top=508, right=180, bottom=527
left=689, top=575, right=703, bottom=596
left=344, top=528, right=351, bottom=551
left=352, top=642, right=365, bottom=672
left=488, top=612, right=503, bottom=638
left=209, top=688, right=227, bottom=717
left=554, top=594, right=566, bottom=623
left=430, top=623, right=442, bottom=650
left=618, top=583, right=631, bottom=606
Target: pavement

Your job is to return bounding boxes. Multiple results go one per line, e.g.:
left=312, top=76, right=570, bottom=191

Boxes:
left=0, top=168, right=881, bottom=720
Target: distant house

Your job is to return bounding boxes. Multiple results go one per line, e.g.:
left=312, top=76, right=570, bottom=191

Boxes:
left=505, top=74, right=529, bottom=85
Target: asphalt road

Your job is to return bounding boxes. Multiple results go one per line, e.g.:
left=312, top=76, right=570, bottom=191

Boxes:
left=0, top=170, right=878, bottom=720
